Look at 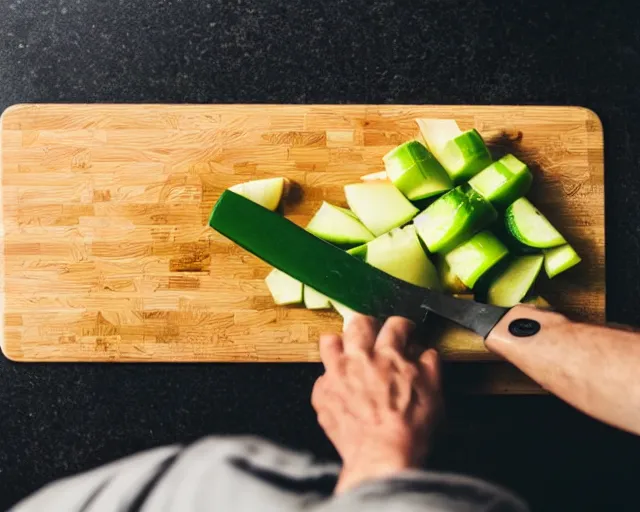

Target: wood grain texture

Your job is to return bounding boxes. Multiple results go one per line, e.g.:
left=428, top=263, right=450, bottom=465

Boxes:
left=0, top=104, right=604, bottom=393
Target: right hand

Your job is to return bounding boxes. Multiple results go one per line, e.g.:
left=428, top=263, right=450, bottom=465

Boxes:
left=311, top=314, right=443, bottom=493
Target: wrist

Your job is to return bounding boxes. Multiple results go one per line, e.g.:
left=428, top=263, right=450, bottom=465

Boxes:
left=336, top=452, right=414, bottom=494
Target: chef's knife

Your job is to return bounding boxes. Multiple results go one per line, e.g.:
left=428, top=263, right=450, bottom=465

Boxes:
left=209, top=190, right=541, bottom=340
left=210, top=190, right=640, bottom=437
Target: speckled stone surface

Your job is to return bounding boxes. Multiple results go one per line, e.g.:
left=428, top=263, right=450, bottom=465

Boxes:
left=2, top=0, right=640, bottom=510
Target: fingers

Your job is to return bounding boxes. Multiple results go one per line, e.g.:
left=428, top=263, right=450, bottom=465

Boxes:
left=343, top=314, right=379, bottom=355
left=418, top=349, right=441, bottom=392
left=319, top=333, right=343, bottom=372
left=375, top=316, right=415, bottom=354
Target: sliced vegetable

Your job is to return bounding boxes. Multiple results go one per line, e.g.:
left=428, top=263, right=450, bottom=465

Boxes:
left=306, top=202, right=374, bottom=245
left=492, top=219, right=539, bottom=255
left=360, top=171, right=388, bottom=181
left=487, top=255, right=544, bottom=307
left=505, top=198, right=566, bottom=248
left=366, top=225, right=441, bottom=290
left=347, top=244, right=367, bottom=260
left=229, top=177, right=287, bottom=211
left=304, top=286, right=331, bottom=309
left=265, top=269, right=302, bottom=305
left=416, top=119, right=462, bottom=154
left=544, top=244, right=582, bottom=278
left=436, top=255, right=469, bottom=294
left=344, top=182, right=419, bottom=236
left=383, top=140, right=453, bottom=200
left=414, top=184, right=497, bottom=254
left=468, top=154, right=533, bottom=209
left=444, top=231, right=509, bottom=288
left=417, top=119, right=492, bottom=183
left=330, top=299, right=358, bottom=329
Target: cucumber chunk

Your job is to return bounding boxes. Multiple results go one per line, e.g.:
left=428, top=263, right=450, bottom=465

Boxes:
left=468, top=154, right=533, bottom=209
left=383, top=141, right=453, bottom=200
left=544, top=244, right=582, bottom=278
left=417, top=119, right=491, bottom=183
left=347, top=244, right=367, bottom=260
left=229, top=177, right=286, bottom=211
left=487, top=255, right=544, bottom=307
left=365, top=225, right=441, bottom=290
left=436, top=255, right=469, bottom=294
left=306, top=202, right=374, bottom=245
left=344, top=182, right=419, bottom=236
left=330, top=299, right=358, bottom=329
left=414, top=184, right=497, bottom=254
left=303, top=286, right=331, bottom=309
left=265, top=269, right=302, bottom=305
left=505, top=198, right=566, bottom=248
left=360, top=171, right=388, bottom=181
left=444, top=231, right=509, bottom=288
left=416, top=119, right=462, bottom=154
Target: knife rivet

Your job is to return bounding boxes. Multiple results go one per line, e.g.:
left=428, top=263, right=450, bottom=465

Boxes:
left=508, top=318, right=541, bottom=337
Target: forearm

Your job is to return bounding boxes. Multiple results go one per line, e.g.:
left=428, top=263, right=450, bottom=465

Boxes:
left=486, top=307, right=640, bottom=435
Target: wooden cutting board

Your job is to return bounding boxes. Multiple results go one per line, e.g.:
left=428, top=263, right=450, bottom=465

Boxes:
left=0, top=104, right=604, bottom=393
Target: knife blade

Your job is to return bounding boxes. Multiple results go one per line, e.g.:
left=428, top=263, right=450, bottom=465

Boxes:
left=209, top=190, right=508, bottom=338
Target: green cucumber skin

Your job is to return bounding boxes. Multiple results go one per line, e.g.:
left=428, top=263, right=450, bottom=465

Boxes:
left=385, top=141, right=453, bottom=200
left=505, top=198, right=566, bottom=249
left=468, top=155, right=533, bottom=209
left=492, top=219, right=539, bottom=255
left=439, top=129, right=492, bottom=183
left=347, top=244, right=368, bottom=260
left=444, top=231, right=509, bottom=288
left=414, top=184, right=497, bottom=254
left=210, top=190, right=429, bottom=320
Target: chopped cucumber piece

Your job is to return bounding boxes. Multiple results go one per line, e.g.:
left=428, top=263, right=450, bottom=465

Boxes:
left=330, top=299, right=358, bottom=329
left=417, top=119, right=491, bottom=183
left=416, top=119, right=462, bottom=153
left=306, top=202, right=374, bottom=245
left=414, top=184, right=497, bottom=254
left=468, top=154, right=533, bottom=209
left=436, top=255, right=468, bottom=294
left=522, top=296, right=552, bottom=310
left=265, top=269, right=302, bottom=305
left=344, top=182, right=419, bottom=236
left=360, top=171, right=388, bottom=181
left=303, top=286, right=331, bottom=309
left=383, top=141, right=453, bottom=200
left=492, top=219, right=539, bottom=255
left=229, top=177, right=286, bottom=211
left=347, top=244, right=367, bottom=260
left=544, top=244, right=582, bottom=278
left=505, top=198, right=566, bottom=248
left=487, top=255, right=544, bottom=307
left=453, top=293, right=475, bottom=301
left=444, top=231, right=509, bottom=288
left=365, top=225, right=441, bottom=290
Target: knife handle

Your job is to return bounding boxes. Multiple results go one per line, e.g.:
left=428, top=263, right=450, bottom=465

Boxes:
left=485, top=304, right=640, bottom=436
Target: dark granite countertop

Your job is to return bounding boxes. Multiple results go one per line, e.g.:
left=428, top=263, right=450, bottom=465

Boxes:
left=2, top=1, right=640, bottom=510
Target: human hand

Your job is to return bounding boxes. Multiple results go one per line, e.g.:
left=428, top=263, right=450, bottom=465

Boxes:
left=311, top=314, right=442, bottom=494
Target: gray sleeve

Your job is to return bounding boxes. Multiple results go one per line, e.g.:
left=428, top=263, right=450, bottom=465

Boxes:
left=12, top=436, right=528, bottom=512
left=318, top=471, right=529, bottom=512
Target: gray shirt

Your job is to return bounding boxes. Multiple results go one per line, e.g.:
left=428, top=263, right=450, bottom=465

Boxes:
left=12, top=437, right=529, bottom=511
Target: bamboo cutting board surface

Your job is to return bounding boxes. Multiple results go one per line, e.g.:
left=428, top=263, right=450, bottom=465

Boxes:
left=0, top=104, right=604, bottom=392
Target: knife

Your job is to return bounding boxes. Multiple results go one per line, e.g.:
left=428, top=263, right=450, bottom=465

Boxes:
left=209, top=190, right=539, bottom=340
left=210, top=190, right=640, bottom=436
